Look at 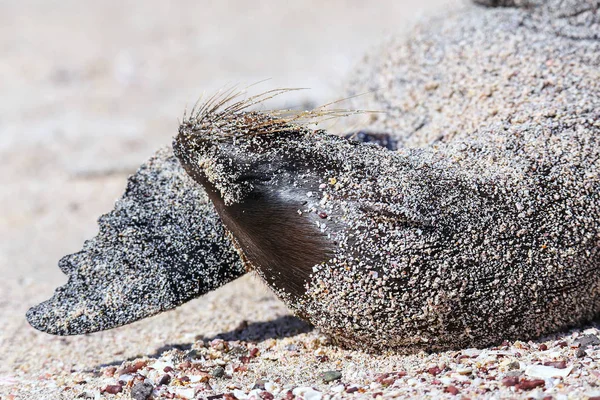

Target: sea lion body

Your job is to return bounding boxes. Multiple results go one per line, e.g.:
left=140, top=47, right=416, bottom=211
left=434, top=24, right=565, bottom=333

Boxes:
left=27, top=0, right=600, bottom=352
left=334, top=0, right=600, bottom=349
left=171, top=0, right=600, bottom=351
left=174, top=110, right=599, bottom=351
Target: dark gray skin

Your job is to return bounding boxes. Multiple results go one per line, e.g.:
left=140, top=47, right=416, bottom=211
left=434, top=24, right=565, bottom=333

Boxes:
left=26, top=149, right=245, bottom=335
left=27, top=0, right=600, bottom=351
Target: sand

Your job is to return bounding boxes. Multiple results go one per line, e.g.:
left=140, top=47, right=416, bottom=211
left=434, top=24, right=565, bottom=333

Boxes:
left=3, top=0, right=600, bottom=399
left=6, top=272, right=600, bottom=399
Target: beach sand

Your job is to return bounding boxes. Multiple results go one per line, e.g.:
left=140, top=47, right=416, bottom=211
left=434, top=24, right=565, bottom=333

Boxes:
left=2, top=1, right=600, bottom=399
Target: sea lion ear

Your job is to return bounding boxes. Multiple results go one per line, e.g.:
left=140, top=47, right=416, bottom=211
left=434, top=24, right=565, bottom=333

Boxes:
left=26, top=147, right=245, bottom=335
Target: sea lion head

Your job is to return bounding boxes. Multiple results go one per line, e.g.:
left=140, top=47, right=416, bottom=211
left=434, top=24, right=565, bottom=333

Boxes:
left=173, top=104, right=346, bottom=304
left=26, top=149, right=245, bottom=335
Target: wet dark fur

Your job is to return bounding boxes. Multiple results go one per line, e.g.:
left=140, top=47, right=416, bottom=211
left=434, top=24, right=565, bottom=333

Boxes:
left=174, top=121, right=345, bottom=301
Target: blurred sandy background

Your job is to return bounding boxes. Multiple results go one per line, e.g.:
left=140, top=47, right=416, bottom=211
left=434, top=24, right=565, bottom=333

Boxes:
left=0, top=0, right=453, bottom=397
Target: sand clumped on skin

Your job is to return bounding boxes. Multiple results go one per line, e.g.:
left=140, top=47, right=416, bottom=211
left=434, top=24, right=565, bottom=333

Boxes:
left=25, top=148, right=245, bottom=336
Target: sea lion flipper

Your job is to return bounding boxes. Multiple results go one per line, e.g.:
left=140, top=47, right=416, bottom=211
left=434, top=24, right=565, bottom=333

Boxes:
left=26, top=147, right=244, bottom=335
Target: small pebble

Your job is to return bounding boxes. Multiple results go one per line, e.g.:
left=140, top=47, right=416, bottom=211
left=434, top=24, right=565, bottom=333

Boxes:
left=102, top=384, right=123, bottom=395
left=212, top=367, right=225, bottom=378
left=229, top=346, right=249, bottom=357
left=507, top=361, right=520, bottom=370
left=505, top=370, right=523, bottom=378
left=445, top=385, right=459, bottom=395
left=516, top=379, right=545, bottom=391
left=576, top=334, right=600, bottom=348
left=320, top=370, right=342, bottom=383
left=525, top=364, right=572, bottom=379
left=131, top=382, right=153, bottom=400
left=252, top=379, right=265, bottom=390
left=502, top=376, right=519, bottom=387
left=158, top=374, right=171, bottom=386
left=543, top=360, right=567, bottom=369
left=264, top=381, right=281, bottom=394
left=293, top=387, right=322, bottom=400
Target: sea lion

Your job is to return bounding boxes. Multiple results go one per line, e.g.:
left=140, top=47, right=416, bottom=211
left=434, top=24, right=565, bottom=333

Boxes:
left=27, top=0, right=599, bottom=351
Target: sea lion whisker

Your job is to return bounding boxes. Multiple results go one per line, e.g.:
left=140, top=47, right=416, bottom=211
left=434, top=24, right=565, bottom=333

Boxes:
left=196, top=85, right=241, bottom=121
left=187, top=91, right=205, bottom=123
left=218, top=88, right=308, bottom=117
left=204, top=84, right=246, bottom=117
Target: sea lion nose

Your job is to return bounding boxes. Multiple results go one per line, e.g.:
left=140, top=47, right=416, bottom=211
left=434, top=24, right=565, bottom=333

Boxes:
left=26, top=149, right=245, bottom=335
left=57, top=252, right=80, bottom=275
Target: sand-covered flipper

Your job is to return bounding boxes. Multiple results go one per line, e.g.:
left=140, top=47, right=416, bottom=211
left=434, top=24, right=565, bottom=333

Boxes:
left=26, top=147, right=245, bottom=335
